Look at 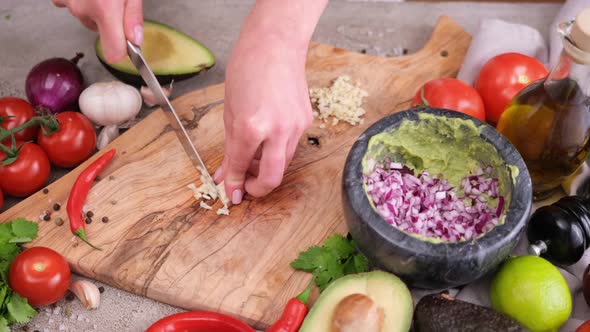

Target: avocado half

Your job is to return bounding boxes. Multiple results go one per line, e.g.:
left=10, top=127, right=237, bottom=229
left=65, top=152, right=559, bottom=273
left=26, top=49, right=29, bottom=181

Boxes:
left=95, top=20, right=215, bottom=86
left=299, top=271, right=413, bottom=332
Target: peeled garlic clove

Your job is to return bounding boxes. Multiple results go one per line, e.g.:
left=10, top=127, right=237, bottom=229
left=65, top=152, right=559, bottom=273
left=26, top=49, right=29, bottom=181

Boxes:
left=141, top=80, right=174, bottom=107
left=70, top=280, right=101, bottom=309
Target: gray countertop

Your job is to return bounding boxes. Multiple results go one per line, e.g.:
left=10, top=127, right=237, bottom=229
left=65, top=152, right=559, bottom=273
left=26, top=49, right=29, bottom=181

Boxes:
left=0, top=1, right=560, bottom=331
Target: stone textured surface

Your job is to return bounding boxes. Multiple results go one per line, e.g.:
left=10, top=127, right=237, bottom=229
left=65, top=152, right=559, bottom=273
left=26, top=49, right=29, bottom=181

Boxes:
left=342, top=108, right=532, bottom=289
left=0, top=1, right=560, bottom=331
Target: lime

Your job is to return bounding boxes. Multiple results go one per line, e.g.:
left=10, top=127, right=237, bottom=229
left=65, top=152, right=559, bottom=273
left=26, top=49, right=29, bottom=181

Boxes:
left=490, top=255, right=572, bottom=332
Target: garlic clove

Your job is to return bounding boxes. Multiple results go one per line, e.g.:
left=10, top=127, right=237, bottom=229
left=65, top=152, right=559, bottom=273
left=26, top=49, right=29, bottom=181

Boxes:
left=96, top=125, right=120, bottom=150
left=141, top=80, right=174, bottom=107
left=70, top=280, right=101, bottom=309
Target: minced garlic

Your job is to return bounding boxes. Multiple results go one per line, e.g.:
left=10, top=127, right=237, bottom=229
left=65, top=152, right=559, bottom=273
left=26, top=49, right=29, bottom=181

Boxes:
left=309, top=75, right=368, bottom=126
left=187, top=168, right=231, bottom=215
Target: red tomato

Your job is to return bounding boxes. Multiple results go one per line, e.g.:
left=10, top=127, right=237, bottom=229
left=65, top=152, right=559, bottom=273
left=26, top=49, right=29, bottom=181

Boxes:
left=38, top=111, right=96, bottom=168
left=475, top=53, right=548, bottom=124
left=0, top=97, right=38, bottom=142
left=411, top=78, right=486, bottom=122
left=577, top=320, right=590, bottom=332
left=0, top=141, right=50, bottom=197
left=9, top=247, right=71, bottom=307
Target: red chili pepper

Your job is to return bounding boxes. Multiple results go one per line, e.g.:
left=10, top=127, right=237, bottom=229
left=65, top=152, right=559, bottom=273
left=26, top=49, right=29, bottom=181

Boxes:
left=67, top=149, right=116, bottom=250
left=145, top=311, right=255, bottom=332
left=266, top=283, right=312, bottom=332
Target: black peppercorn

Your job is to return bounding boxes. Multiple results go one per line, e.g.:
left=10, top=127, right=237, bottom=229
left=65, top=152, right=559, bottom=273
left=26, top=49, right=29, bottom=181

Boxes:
left=86, top=211, right=94, bottom=218
left=101, top=216, right=109, bottom=223
left=42, top=188, right=49, bottom=194
left=53, top=203, right=61, bottom=211
left=43, top=214, right=50, bottom=221
left=85, top=217, right=92, bottom=224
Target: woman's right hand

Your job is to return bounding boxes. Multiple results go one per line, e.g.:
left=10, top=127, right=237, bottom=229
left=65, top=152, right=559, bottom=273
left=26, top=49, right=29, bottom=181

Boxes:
left=52, top=0, right=144, bottom=63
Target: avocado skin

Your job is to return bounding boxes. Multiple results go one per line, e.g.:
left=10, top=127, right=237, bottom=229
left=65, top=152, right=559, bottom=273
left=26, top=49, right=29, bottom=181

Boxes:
left=414, top=294, right=530, bottom=332
left=97, top=56, right=212, bottom=87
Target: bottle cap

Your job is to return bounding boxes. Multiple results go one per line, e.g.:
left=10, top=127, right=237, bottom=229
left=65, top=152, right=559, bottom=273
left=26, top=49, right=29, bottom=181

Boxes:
left=571, top=7, right=590, bottom=53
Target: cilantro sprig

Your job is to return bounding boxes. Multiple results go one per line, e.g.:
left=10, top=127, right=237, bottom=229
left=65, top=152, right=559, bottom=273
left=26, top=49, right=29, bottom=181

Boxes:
left=290, top=233, right=369, bottom=292
left=0, top=218, right=39, bottom=331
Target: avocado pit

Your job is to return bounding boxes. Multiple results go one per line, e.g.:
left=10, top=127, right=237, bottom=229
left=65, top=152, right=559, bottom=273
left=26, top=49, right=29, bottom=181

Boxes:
left=331, top=293, right=384, bottom=332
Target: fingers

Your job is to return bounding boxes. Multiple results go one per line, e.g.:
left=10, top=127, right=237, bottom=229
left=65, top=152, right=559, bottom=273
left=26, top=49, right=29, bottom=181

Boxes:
left=79, top=17, right=98, bottom=31
left=222, top=126, right=263, bottom=205
left=95, top=3, right=127, bottom=63
left=123, top=0, right=144, bottom=45
left=52, top=0, right=67, bottom=8
left=244, top=139, right=287, bottom=197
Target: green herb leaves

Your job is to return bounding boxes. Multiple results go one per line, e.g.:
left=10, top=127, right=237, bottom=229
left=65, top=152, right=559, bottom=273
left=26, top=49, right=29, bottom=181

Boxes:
left=0, top=219, right=39, bottom=330
left=291, top=233, right=368, bottom=292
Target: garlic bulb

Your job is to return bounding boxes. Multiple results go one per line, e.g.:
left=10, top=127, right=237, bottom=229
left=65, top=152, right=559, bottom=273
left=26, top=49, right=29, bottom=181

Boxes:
left=79, top=81, right=142, bottom=127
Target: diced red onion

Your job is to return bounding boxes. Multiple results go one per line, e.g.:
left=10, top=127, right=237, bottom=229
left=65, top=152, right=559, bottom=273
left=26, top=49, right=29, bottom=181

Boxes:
left=364, top=160, right=505, bottom=242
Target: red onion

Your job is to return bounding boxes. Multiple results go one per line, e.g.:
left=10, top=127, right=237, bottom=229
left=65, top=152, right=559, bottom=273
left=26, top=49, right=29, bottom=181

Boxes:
left=25, top=53, right=85, bottom=114
left=364, top=159, right=505, bottom=242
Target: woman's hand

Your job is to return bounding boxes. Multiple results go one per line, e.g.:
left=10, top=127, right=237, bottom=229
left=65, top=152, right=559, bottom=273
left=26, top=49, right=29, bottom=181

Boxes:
left=216, top=38, right=313, bottom=204
left=52, top=0, right=143, bottom=63
left=215, top=0, right=328, bottom=204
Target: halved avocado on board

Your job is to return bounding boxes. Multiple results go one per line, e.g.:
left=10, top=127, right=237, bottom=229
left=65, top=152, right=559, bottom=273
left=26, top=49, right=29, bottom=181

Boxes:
left=299, top=271, right=413, bottom=332
left=96, top=20, right=215, bottom=86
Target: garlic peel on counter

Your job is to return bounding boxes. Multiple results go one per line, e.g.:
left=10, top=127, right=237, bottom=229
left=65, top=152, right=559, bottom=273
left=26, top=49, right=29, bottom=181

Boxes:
left=70, top=279, right=101, bottom=309
left=79, top=81, right=142, bottom=149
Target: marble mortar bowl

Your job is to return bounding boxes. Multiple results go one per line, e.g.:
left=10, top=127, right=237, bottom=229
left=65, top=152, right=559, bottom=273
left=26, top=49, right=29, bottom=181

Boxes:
left=342, top=108, right=533, bottom=289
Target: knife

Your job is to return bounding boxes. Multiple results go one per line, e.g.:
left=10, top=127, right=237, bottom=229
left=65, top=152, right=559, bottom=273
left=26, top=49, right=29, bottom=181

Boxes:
left=126, top=40, right=217, bottom=188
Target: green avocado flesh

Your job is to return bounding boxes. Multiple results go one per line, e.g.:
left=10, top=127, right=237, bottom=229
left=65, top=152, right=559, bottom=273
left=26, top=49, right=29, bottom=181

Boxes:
left=299, top=271, right=413, bottom=332
left=362, top=113, right=516, bottom=242
left=95, top=20, right=214, bottom=78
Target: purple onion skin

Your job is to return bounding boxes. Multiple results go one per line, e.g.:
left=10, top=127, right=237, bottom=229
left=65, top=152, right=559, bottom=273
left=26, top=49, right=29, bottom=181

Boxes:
left=25, top=53, right=84, bottom=114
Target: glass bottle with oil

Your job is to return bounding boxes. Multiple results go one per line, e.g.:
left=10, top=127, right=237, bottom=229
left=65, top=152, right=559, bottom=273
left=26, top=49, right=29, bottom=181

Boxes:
left=497, top=10, right=590, bottom=201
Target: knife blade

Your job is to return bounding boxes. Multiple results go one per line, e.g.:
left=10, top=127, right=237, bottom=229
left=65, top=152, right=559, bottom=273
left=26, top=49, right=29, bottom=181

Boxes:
left=126, top=40, right=217, bottom=188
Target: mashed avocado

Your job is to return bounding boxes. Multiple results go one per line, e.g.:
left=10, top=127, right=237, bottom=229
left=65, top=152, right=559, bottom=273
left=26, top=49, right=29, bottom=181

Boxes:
left=362, top=113, right=516, bottom=242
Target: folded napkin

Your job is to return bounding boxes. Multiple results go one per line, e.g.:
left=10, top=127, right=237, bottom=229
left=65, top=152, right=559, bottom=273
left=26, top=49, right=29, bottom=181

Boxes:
left=426, top=1, right=590, bottom=330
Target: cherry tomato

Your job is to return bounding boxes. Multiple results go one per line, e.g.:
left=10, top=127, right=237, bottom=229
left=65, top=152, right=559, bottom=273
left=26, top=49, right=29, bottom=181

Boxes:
left=9, top=247, right=71, bottom=307
left=38, top=111, right=96, bottom=168
left=0, top=97, right=38, bottom=142
left=411, top=78, right=486, bottom=122
left=475, top=53, right=548, bottom=124
left=0, top=141, right=50, bottom=197
left=577, top=320, right=590, bottom=332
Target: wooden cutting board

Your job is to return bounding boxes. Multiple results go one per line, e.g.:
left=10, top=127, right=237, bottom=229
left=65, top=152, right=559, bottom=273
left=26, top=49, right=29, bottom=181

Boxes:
left=1, top=16, right=470, bottom=329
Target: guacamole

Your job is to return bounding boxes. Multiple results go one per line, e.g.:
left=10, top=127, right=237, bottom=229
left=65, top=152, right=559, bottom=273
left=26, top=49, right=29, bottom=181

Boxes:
left=362, top=113, right=517, bottom=243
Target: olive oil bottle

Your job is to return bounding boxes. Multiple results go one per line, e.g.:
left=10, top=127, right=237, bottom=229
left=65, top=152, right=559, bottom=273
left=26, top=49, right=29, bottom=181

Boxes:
left=497, top=9, right=590, bottom=201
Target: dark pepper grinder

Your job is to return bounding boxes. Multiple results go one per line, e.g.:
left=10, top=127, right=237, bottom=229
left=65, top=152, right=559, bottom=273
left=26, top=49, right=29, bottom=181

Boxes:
left=527, top=196, right=590, bottom=266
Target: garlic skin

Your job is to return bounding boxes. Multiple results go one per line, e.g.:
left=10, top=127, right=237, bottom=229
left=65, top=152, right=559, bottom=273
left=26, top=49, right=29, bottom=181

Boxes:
left=79, top=81, right=142, bottom=127
left=70, top=280, right=101, bottom=309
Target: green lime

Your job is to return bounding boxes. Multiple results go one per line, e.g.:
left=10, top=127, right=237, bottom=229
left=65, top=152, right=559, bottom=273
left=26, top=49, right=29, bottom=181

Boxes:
left=490, top=255, right=572, bottom=332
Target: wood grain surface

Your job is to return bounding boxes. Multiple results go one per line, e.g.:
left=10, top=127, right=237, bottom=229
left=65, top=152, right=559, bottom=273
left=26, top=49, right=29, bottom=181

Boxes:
left=0, top=16, right=471, bottom=329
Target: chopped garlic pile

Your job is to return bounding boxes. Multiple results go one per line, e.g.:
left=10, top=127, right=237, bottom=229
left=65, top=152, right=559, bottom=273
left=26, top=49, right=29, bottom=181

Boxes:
left=309, top=75, right=368, bottom=126
left=187, top=169, right=231, bottom=216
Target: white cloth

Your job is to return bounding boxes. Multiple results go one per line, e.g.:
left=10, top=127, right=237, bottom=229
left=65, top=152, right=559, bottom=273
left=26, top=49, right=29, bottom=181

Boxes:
left=443, top=1, right=590, bottom=329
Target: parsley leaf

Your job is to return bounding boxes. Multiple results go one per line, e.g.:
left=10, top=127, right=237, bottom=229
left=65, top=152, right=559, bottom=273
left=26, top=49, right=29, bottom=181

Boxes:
left=6, top=293, right=36, bottom=324
left=11, top=219, right=38, bottom=241
left=0, top=219, right=39, bottom=328
left=290, top=233, right=369, bottom=292
left=0, top=317, right=8, bottom=332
